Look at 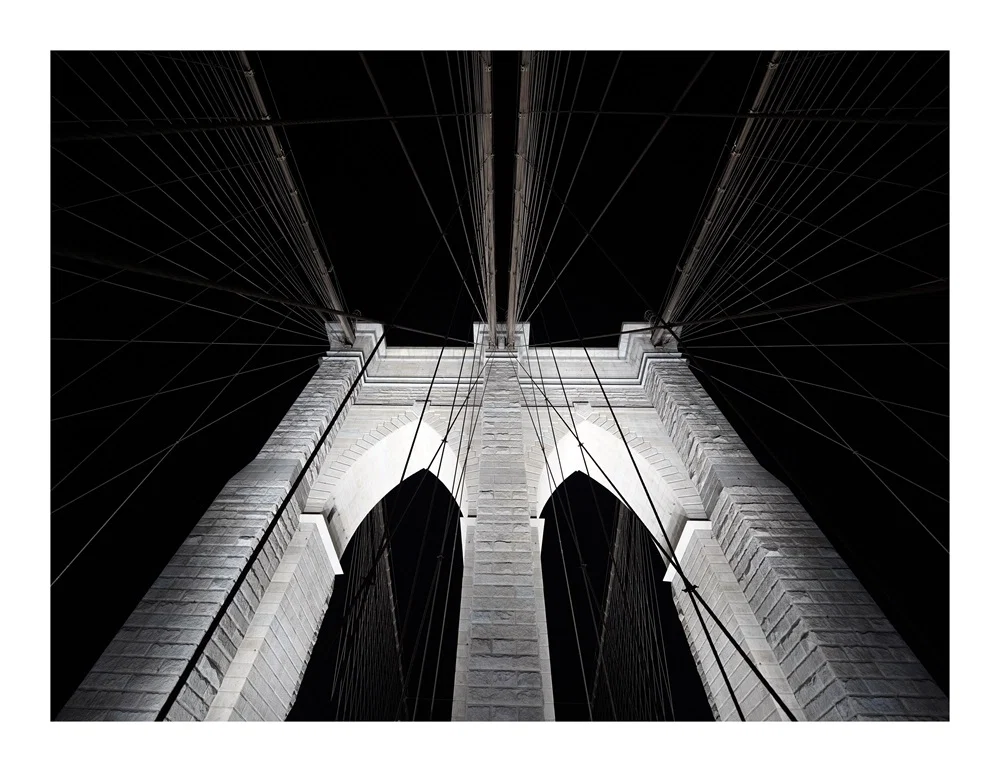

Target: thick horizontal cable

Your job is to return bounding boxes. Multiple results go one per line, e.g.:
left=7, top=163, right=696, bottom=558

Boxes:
left=686, top=356, right=949, bottom=506
left=51, top=250, right=477, bottom=344
left=685, top=352, right=947, bottom=417
left=527, top=278, right=947, bottom=346
left=50, top=158, right=267, bottom=213
left=688, top=361, right=948, bottom=552
left=51, top=264, right=327, bottom=341
left=52, top=351, right=324, bottom=421
left=54, top=108, right=948, bottom=143
left=671, top=279, right=948, bottom=330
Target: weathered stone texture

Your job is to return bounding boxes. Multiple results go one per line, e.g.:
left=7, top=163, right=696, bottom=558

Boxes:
left=641, top=352, right=947, bottom=720
left=206, top=519, right=336, bottom=720
left=60, top=323, right=946, bottom=722
left=59, top=352, right=361, bottom=721
left=671, top=529, right=803, bottom=721
left=453, top=356, right=550, bottom=721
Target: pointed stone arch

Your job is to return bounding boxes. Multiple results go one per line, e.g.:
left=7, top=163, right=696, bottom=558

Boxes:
left=531, top=416, right=703, bottom=557
left=57, top=321, right=948, bottom=723
left=306, top=409, right=470, bottom=556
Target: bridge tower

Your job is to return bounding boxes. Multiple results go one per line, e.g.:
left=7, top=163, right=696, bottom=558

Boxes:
left=57, top=322, right=948, bottom=722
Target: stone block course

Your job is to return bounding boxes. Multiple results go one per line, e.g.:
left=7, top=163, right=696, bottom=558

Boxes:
left=641, top=352, right=947, bottom=721
left=453, top=358, right=550, bottom=721
left=60, top=352, right=361, bottom=721
left=60, top=327, right=945, bottom=722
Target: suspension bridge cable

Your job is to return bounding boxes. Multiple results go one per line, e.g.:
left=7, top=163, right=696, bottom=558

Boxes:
left=421, top=52, right=488, bottom=317
left=423, top=336, right=473, bottom=720
left=680, top=248, right=948, bottom=461
left=510, top=351, right=797, bottom=720
left=516, top=356, right=596, bottom=720
left=523, top=53, right=715, bottom=323
left=50, top=217, right=320, bottom=402
left=685, top=361, right=948, bottom=551
left=670, top=52, right=944, bottom=328
left=686, top=270, right=949, bottom=535
left=680, top=61, right=947, bottom=332
left=142, top=121, right=495, bottom=715
left=669, top=50, right=879, bottom=324
left=55, top=55, right=327, bottom=322
left=522, top=339, right=612, bottom=702
left=51, top=350, right=325, bottom=421
left=359, top=52, right=488, bottom=324
left=534, top=310, right=676, bottom=720
left=537, top=272, right=799, bottom=719
left=152, top=329, right=387, bottom=720
left=52, top=106, right=950, bottom=144
left=50, top=261, right=328, bottom=342
left=51, top=357, right=320, bottom=584
left=677, top=351, right=947, bottom=418
left=51, top=92, right=325, bottom=336
left=517, top=53, right=620, bottom=325
left=51, top=289, right=311, bottom=490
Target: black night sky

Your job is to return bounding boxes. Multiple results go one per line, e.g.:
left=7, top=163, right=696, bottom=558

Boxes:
left=50, top=50, right=948, bottom=721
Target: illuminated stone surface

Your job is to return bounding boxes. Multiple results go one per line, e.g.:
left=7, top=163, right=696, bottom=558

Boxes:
left=57, top=323, right=947, bottom=721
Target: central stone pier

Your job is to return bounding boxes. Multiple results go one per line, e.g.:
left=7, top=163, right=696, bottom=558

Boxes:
left=452, top=347, right=554, bottom=721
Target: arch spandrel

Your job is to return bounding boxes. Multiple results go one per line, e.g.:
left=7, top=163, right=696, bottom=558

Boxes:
left=530, top=415, right=706, bottom=557
left=307, top=412, right=470, bottom=557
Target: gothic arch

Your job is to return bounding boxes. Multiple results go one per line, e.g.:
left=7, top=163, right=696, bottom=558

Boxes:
left=532, top=416, right=703, bottom=556
left=308, top=411, right=469, bottom=556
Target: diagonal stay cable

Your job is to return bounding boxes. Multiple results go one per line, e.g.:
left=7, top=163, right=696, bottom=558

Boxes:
left=678, top=221, right=950, bottom=347
left=49, top=208, right=313, bottom=400
left=686, top=361, right=948, bottom=552
left=50, top=263, right=327, bottom=343
left=517, top=52, right=621, bottom=320
left=359, top=52, right=487, bottom=323
left=331, top=352, right=494, bottom=678
left=683, top=351, right=947, bottom=418
left=51, top=158, right=267, bottom=214
left=523, top=53, right=715, bottom=322
left=51, top=292, right=307, bottom=490
left=516, top=347, right=597, bottom=720
left=52, top=249, right=478, bottom=346
left=421, top=51, right=486, bottom=316
left=686, top=270, right=950, bottom=540
left=534, top=309, right=675, bottom=719
left=151, top=332, right=386, bottom=720
left=51, top=347, right=316, bottom=586
left=408, top=326, right=475, bottom=720
left=543, top=271, right=797, bottom=719
left=529, top=313, right=732, bottom=720
left=511, top=352, right=792, bottom=720
left=682, top=253, right=949, bottom=461
left=145, top=162, right=489, bottom=717
left=679, top=56, right=946, bottom=329
left=52, top=350, right=323, bottom=421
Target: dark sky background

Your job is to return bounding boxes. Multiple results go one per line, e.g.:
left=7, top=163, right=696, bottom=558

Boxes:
left=50, top=50, right=948, bottom=720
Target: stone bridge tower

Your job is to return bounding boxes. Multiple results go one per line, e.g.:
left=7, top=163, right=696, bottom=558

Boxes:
left=57, top=322, right=948, bottom=721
